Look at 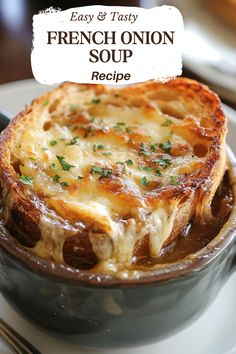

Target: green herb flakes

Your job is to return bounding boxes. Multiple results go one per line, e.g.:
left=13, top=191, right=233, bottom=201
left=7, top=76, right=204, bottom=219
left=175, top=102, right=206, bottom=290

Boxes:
left=56, top=156, right=75, bottom=171
left=91, top=165, right=112, bottom=178
left=125, top=159, right=134, bottom=166
left=102, top=152, right=112, bottom=156
left=161, top=118, right=173, bottom=127
left=125, top=127, right=134, bottom=134
left=159, top=141, right=171, bottom=153
left=114, top=122, right=130, bottom=133
left=153, top=157, right=171, bottom=169
left=53, top=174, right=68, bottom=187
left=49, top=163, right=56, bottom=169
left=141, top=176, right=149, bottom=186
left=84, top=126, right=93, bottom=138
left=93, top=144, right=105, bottom=151
left=138, top=165, right=152, bottom=172
left=19, top=175, right=33, bottom=185
left=139, top=142, right=151, bottom=156
left=53, top=175, right=61, bottom=182
left=60, top=181, right=69, bottom=187
left=150, top=144, right=157, bottom=152
left=170, top=176, right=179, bottom=186
left=70, top=104, right=78, bottom=112
left=50, top=140, right=57, bottom=146
left=155, top=168, right=162, bottom=176
left=91, top=98, right=101, bottom=104
left=42, top=100, right=49, bottom=107
left=67, top=136, right=79, bottom=146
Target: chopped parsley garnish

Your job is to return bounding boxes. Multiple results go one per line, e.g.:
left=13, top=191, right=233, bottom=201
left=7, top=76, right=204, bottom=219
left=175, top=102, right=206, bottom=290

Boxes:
left=144, top=166, right=152, bottom=171
left=49, top=163, right=56, bottom=169
left=170, top=176, right=179, bottom=186
left=155, top=168, right=162, bottom=176
left=91, top=98, right=101, bottom=104
left=125, top=159, right=134, bottom=166
left=150, top=144, right=157, bottom=152
left=159, top=140, right=171, bottom=153
left=116, top=161, right=124, bottom=165
left=140, top=176, right=149, bottom=186
left=50, top=140, right=57, bottom=146
left=93, top=144, right=105, bottom=151
left=139, top=142, right=151, bottom=156
left=77, top=176, right=83, bottom=180
left=53, top=175, right=61, bottom=182
left=102, top=152, right=112, bottom=156
left=113, top=122, right=134, bottom=134
left=67, top=136, right=79, bottom=145
left=138, top=165, right=152, bottom=172
left=60, top=181, right=69, bottom=187
left=125, top=127, right=134, bottom=134
left=53, top=174, right=68, bottom=187
left=114, top=122, right=125, bottom=132
left=43, top=100, right=49, bottom=106
left=161, top=118, right=173, bottom=127
left=19, top=175, right=33, bottom=185
left=153, top=157, right=171, bottom=169
left=84, top=126, right=93, bottom=138
left=56, top=156, right=75, bottom=171
left=70, top=104, right=78, bottom=112
left=91, top=165, right=112, bottom=178
left=168, top=131, right=174, bottom=137
left=122, top=164, right=127, bottom=173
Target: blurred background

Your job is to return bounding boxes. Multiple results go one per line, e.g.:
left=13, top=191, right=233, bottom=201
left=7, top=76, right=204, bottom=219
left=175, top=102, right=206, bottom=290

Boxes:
left=0, top=0, right=235, bottom=106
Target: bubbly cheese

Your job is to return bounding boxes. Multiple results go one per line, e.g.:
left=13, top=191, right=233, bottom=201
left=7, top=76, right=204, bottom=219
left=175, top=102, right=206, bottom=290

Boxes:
left=14, top=83, right=210, bottom=268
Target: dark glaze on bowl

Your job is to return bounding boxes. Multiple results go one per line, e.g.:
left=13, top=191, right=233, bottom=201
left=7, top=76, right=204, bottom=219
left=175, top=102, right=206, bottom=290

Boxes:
left=0, top=149, right=235, bottom=348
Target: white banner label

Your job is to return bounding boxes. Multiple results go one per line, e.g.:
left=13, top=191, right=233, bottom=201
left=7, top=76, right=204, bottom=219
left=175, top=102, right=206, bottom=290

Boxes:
left=31, top=6, right=184, bottom=85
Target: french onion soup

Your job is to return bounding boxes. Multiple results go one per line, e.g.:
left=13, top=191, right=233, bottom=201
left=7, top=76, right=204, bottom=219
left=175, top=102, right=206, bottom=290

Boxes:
left=0, top=79, right=233, bottom=278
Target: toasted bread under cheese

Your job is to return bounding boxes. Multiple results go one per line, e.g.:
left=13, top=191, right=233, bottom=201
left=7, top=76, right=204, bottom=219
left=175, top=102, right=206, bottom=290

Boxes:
left=0, top=78, right=227, bottom=274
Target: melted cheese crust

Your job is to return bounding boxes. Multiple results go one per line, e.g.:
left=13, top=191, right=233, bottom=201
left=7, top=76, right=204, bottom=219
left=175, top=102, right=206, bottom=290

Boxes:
left=2, top=81, right=226, bottom=274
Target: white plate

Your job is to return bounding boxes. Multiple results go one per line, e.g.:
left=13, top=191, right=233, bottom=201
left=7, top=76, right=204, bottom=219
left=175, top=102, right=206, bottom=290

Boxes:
left=0, top=79, right=235, bottom=354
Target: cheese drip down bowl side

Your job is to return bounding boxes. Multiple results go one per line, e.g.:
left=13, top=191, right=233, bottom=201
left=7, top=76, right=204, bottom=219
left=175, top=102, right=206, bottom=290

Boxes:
left=0, top=146, right=235, bottom=348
